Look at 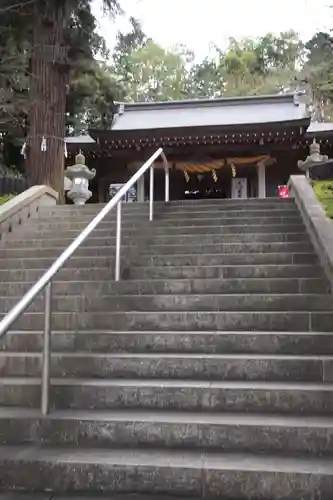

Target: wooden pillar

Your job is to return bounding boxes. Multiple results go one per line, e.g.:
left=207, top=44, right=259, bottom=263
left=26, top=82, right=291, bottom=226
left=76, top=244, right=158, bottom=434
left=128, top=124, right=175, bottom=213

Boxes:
left=137, top=174, right=145, bottom=202
left=257, top=162, right=266, bottom=199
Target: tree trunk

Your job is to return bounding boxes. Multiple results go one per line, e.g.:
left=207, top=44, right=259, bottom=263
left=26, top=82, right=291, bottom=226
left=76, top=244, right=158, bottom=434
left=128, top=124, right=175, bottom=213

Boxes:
left=26, top=0, right=69, bottom=202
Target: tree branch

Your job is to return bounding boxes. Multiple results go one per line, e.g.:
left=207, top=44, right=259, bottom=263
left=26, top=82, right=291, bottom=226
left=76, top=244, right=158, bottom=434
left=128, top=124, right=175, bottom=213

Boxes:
left=0, top=0, right=35, bottom=14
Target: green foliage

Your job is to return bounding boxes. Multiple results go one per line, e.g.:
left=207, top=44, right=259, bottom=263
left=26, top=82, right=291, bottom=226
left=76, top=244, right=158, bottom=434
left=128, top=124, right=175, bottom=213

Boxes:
left=110, top=27, right=306, bottom=102
left=301, top=32, right=333, bottom=120
left=214, top=31, right=303, bottom=97
left=118, top=40, right=194, bottom=102
left=0, top=0, right=122, bottom=163
left=312, top=181, right=333, bottom=219
left=189, top=59, right=223, bottom=98
left=67, top=61, right=122, bottom=133
left=0, top=193, right=15, bottom=205
left=0, top=2, right=30, bottom=134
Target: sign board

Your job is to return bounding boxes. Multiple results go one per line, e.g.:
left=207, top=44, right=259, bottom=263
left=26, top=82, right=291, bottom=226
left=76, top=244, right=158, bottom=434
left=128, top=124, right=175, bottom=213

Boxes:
left=231, top=178, right=247, bottom=199
left=109, top=183, right=137, bottom=202
left=127, top=185, right=137, bottom=203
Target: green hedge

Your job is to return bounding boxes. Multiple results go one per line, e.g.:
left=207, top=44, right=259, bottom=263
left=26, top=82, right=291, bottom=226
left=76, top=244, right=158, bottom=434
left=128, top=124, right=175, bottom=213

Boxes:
left=0, top=194, right=15, bottom=205
left=312, top=181, right=333, bottom=219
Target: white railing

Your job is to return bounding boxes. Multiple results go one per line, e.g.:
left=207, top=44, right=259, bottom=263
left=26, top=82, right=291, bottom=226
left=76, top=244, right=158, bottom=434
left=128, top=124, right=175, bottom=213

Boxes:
left=0, top=148, right=170, bottom=415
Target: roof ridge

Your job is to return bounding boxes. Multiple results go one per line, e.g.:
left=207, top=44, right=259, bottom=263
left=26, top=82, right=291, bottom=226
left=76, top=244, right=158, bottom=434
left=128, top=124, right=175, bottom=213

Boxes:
left=114, top=92, right=304, bottom=113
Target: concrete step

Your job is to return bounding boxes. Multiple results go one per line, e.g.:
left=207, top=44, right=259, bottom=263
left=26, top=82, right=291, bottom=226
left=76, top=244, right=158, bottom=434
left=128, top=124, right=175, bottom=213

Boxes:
left=12, top=230, right=309, bottom=245
left=0, top=267, right=115, bottom=283
left=0, top=445, right=332, bottom=498
left=161, top=204, right=298, bottom=214
left=152, top=216, right=303, bottom=229
left=0, top=254, right=118, bottom=270
left=2, top=330, right=333, bottom=355
left=2, top=378, right=333, bottom=415
left=165, top=234, right=312, bottom=247
left=1, top=352, right=332, bottom=382
left=1, top=408, right=333, bottom=457
left=142, top=242, right=313, bottom=255
left=134, top=254, right=318, bottom=269
left=158, top=208, right=299, bottom=219
left=0, top=244, right=141, bottom=261
left=3, top=310, right=333, bottom=331
left=0, top=277, right=328, bottom=297
left=129, top=262, right=325, bottom=281
left=38, top=198, right=294, bottom=212
left=165, top=198, right=295, bottom=205
left=25, top=218, right=156, bottom=231
left=148, top=215, right=304, bottom=227
left=0, top=252, right=318, bottom=271
left=24, top=222, right=305, bottom=236
left=31, top=214, right=303, bottom=227
left=2, top=293, right=332, bottom=314
left=38, top=206, right=149, bottom=218
left=37, top=203, right=297, bottom=216
left=1, top=237, right=143, bottom=250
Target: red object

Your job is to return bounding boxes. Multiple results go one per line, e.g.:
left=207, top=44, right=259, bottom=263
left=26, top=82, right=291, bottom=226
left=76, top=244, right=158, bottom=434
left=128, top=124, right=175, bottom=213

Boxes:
left=278, top=185, right=290, bottom=198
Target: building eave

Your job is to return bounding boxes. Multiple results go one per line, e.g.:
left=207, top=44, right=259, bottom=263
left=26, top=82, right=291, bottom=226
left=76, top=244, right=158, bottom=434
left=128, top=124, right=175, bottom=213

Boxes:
left=108, top=92, right=309, bottom=133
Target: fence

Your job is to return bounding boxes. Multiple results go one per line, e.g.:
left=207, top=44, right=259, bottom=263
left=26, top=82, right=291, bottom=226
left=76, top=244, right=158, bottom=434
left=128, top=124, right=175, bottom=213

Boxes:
left=0, top=176, right=29, bottom=197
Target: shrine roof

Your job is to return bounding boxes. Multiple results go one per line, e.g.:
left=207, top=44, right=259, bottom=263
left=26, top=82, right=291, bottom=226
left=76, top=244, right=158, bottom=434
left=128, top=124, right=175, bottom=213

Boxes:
left=306, top=122, right=333, bottom=136
left=109, top=93, right=309, bottom=132
left=65, top=135, right=96, bottom=144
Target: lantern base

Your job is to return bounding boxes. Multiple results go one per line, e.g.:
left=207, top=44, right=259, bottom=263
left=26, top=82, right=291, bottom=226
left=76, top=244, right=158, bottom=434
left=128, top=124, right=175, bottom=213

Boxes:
left=67, top=187, right=92, bottom=206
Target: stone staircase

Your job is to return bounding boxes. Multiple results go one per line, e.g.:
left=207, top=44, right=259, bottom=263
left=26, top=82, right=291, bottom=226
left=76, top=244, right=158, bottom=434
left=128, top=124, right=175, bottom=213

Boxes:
left=0, top=198, right=333, bottom=499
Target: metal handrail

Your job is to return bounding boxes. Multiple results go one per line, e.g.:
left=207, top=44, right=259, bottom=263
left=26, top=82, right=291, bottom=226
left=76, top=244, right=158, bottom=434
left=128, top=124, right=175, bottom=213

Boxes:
left=0, top=147, right=169, bottom=414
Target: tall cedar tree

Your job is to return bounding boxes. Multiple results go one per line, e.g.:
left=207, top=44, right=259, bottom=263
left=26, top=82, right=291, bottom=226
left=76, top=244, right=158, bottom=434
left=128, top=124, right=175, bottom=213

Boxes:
left=1, top=0, right=120, bottom=199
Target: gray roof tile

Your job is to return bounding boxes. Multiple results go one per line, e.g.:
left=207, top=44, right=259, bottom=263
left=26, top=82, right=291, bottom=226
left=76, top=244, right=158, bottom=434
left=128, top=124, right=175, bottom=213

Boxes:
left=111, top=93, right=309, bottom=132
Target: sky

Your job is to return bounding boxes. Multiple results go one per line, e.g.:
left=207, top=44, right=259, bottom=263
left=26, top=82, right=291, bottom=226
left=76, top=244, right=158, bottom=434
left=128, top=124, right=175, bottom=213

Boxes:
left=92, top=0, right=332, bottom=60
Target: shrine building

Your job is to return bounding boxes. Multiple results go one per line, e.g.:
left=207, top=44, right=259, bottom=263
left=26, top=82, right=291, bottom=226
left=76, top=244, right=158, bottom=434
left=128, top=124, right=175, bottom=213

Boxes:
left=65, top=92, right=333, bottom=203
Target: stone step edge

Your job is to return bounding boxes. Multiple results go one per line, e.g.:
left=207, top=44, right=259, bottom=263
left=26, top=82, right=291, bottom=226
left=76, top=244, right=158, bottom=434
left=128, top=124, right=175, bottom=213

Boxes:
left=5, top=329, right=333, bottom=336
left=14, top=230, right=309, bottom=238
left=0, top=277, right=324, bottom=285
left=4, top=238, right=311, bottom=246
left=23, top=218, right=304, bottom=227
left=0, top=254, right=317, bottom=262
left=0, top=445, right=332, bottom=474
left=30, top=219, right=303, bottom=228
left=1, top=408, right=333, bottom=429
left=1, top=352, right=333, bottom=361
left=1, top=378, right=333, bottom=391
left=2, top=293, right=330, bottom=300
left=0, top=309, right=333, bottom=316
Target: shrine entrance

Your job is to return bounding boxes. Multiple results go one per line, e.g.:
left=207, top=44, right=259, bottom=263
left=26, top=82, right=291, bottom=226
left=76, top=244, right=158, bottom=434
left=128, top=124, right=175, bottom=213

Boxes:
left=180, top=164, right=259, bottom=200
left=164, top=155, right=272, bottom=200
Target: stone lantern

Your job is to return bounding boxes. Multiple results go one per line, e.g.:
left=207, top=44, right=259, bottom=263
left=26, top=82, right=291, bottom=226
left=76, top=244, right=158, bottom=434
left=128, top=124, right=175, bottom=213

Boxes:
left=298, top=139, right=330, bottom=178
left=65, top=151, right=96, bottom=205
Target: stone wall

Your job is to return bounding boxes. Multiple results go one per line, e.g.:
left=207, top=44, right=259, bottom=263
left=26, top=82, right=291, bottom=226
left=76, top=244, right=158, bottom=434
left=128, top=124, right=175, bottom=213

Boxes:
left=0, top=185, right=58, bottom=240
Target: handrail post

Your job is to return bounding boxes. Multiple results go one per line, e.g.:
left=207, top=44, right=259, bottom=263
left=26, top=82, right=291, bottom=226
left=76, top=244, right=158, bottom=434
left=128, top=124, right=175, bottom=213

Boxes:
left=41, top=281, right=52, bottom=416
left=149, top=165, right=154, bottom=221
left=165, top=164, right=169, bottom=202
left=115, top=201, right=122, bottom=281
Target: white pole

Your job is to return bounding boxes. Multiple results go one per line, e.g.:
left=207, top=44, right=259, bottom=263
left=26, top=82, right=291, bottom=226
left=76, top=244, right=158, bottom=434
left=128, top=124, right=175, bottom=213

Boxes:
left=165, top=165, right=170, bottom=202
left=149, top=165, right=154, bottom=221
left=115, top=201, right=122, bottom=281
left=41, top=281, right=52, bottom=415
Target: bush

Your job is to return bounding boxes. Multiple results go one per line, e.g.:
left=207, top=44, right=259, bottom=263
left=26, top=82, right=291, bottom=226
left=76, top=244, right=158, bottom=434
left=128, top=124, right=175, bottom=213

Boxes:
left=312, top=181, right=333, bottom=219
left=0, top=194, right=15, bottom=205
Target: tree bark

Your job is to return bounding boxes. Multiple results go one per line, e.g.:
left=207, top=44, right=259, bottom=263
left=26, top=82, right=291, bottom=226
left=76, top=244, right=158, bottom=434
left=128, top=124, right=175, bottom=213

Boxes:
left=26, top=0, right=69, bottom=202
